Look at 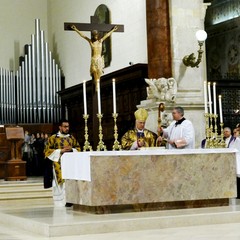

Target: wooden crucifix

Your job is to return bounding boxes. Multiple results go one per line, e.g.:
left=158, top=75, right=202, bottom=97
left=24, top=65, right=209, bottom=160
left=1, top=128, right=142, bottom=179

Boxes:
left=64, top=16, right=124, bottom=90
left=65, top=16, right=124, bottom=149
left=64, top=16, right=124, bottom=32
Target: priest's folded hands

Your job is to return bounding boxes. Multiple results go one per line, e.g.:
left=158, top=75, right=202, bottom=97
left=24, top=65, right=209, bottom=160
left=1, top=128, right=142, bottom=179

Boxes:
left=137, top=138, right=145, bottom=147
left=60, top=146, right=73, bottom=153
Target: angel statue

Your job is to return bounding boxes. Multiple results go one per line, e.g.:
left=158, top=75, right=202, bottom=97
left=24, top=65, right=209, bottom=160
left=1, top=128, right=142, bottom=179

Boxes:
left=145, top=77, right=177, bottom=102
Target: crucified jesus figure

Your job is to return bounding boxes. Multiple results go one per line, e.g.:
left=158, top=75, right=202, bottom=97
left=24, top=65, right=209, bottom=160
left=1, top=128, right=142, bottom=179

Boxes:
left=71, top=25, right=118, bottom=90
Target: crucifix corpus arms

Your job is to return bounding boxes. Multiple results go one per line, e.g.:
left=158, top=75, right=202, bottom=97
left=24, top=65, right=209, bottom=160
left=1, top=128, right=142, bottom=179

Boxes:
left=64, top=19, right=124, bottom=91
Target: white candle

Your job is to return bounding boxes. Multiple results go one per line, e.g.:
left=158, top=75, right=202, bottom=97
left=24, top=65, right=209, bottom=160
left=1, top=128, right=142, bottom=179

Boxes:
left=97, top=79, right=101, bottom=114
left=203, top=81, right=208, bottom=114
left=218, top=95, right=223, bottom=123
left=213, top=82, right=217, bottom=115
left=207, top=82, right=212, bottom=114
left=83, top=80, right=87, bottom=115
left=112, top=78, right=116, bottom=114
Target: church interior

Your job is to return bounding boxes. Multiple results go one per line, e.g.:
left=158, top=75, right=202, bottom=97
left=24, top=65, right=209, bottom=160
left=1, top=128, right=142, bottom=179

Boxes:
left=1, top=0, right=240, bottom=239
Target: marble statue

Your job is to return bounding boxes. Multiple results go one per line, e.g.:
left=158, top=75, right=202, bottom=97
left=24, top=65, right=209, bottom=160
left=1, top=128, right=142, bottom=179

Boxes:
left=145, top=77, right=177, bottom=102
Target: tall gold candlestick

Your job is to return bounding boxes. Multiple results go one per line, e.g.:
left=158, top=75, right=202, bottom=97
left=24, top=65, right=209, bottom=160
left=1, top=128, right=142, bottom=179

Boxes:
left=208, top=113, right=214, bottom=148
left=112, top=113, right=121, bottom=151
left=213, top=114, right=218, bottom=139
left=219, top=122, right=226, bottom=148
left=83, top=114, right=92, bottom=151
left=204, top=113, right=210, bottom=148
left=204, top=112, right=225, bottom=148
left=212, top=114, right=219, bottom=148
left=97, top=113, right=107, bottom=151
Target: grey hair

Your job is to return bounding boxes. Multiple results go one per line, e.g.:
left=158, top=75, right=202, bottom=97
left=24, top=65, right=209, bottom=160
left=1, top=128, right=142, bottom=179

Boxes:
left=173, top=106, right=184, bottom=116
left=223, top=127, right=231, bottom=132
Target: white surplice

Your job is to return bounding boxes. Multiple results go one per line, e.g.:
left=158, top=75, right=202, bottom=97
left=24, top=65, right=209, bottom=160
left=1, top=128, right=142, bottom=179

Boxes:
left=163, top=119, right=195, bottom=149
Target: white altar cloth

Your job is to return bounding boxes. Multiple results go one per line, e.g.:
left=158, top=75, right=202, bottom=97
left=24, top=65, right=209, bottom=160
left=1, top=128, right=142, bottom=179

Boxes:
left=61, top=148, right=239, bottom=181
left=61, top=152, right=91, bottom=181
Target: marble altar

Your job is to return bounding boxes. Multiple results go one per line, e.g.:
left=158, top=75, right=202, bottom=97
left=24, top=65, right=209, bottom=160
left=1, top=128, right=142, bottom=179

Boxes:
left=61, top=148, right=237, bottom=213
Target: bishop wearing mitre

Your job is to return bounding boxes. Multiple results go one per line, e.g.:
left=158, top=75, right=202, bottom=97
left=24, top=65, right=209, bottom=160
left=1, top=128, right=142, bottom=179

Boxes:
left=121, top=108, right=157, bottom=150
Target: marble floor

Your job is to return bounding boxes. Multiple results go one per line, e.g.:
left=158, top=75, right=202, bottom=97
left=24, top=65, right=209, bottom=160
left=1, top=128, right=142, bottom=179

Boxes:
left=0, top=178, right=240, bottom=239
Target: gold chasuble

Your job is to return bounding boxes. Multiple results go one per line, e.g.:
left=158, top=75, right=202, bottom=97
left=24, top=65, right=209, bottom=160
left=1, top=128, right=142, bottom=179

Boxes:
left=121, top=129, right=157, bottom=150
left=44, top=133, right=81, bottom=184
left=121, top=108, right=157, bottom=150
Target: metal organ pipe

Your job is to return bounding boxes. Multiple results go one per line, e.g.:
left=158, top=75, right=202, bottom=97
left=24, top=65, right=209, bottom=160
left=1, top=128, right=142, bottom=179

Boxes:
left=0, top=18, right=62, bottom=124
left=11, top=71, right=16, bottom=124
left=0, top=68, right=3, bottom=124
left=16, top=70, right=19, bottom=124
left=3, top=69, right=8, bottom=123
left=55, top=64, right=59, bottom=122
left=18, top=66, right=24, bottom=123
left=49, top=51, right=53, bottom=122
left=58, top=68, right=61, bottom=121
left=28, top=44, right=33, bottom=123
left=35, top=19, right=41, bottom=122
left=24, top=54, right=29, bottom=123
left=45, top=42, right=50, bottom=122
left=8, top=70, right=11, bottom=123
left=31, top=33, right=37, bottom=123
left=8, top=71, right=11, bottom=123
left=55, top=64, right=60, bottom=122
left=5, top=70, right=9, bottom=123
left=8, top=71, right=12, bottom=123
left=22, top=61, right=26, bottom=123
left=52, top=59, right=56, bottom=123
left=41, top=30, right=46, bottom=123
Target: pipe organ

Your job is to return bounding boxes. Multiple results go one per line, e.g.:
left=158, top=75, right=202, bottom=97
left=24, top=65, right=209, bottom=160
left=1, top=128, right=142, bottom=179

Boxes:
left=0, top=68, right=16, bottom=124
left=0, top=19, right=62, bottom=124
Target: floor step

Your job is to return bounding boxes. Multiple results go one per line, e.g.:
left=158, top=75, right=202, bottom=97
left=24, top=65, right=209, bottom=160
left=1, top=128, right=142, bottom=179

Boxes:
left=0, top=193, right=52, bottom=200
left=0, top=177, right=52, bottom=201
left=1, top=205, right=240, bottom=237
left=0, top=186, right=51, bottom=191
left=0, top=189, right=52, bottom=200
left=0, top=188, right=51, bottom=193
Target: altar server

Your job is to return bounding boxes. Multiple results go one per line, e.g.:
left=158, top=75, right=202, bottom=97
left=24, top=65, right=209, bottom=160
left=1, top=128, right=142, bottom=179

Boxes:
left=159, top=106, right=195, bottom=149
left=121, top=108, right=157, bottom=150
left=44, top=119, right=81, bottom=207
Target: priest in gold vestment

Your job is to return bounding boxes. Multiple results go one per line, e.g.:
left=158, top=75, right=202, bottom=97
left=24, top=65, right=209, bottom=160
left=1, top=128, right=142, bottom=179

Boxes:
left=44, top=119, right=81, bottom=206
left=121, top=108, right=157, bottom=150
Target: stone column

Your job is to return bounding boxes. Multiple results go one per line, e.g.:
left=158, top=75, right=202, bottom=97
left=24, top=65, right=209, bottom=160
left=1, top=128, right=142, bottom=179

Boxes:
left=140, top=0, right=209, bottom=148
left=146, top=0, right=172, bottom=78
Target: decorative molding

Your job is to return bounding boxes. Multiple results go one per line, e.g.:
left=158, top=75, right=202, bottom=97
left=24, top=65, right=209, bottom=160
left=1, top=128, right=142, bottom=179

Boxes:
left=205, top=0, right=240, bottom=26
